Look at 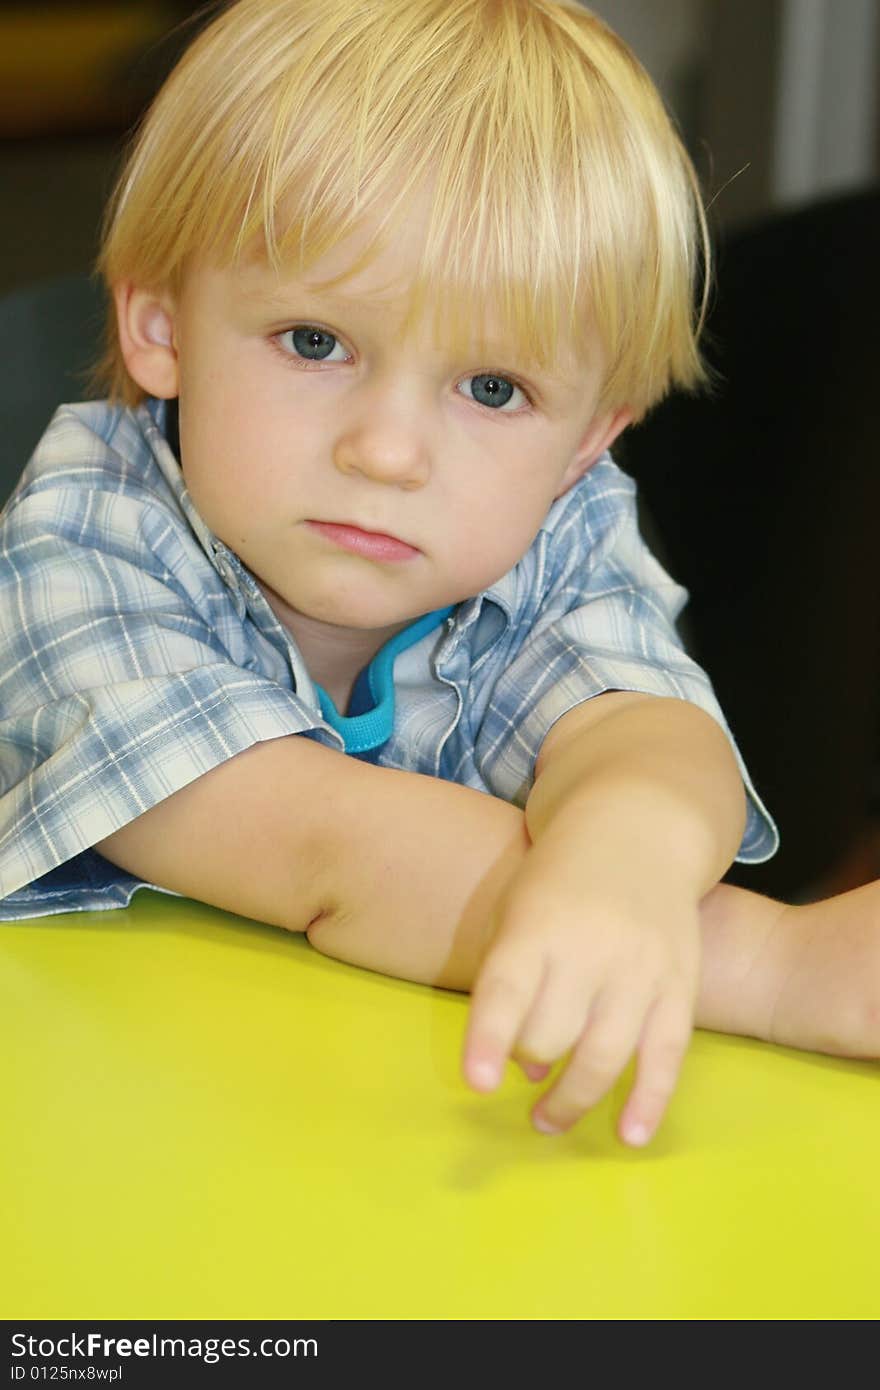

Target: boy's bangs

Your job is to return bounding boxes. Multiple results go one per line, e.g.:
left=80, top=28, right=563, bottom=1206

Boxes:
left=210, top=2, right=600, bottom=373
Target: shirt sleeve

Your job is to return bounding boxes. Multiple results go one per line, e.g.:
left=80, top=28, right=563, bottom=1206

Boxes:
left=472, top=460, right=778, bottom=863
left=0, top=455, right=324, bottom=909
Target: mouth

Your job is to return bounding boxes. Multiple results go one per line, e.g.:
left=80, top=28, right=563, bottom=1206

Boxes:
left=305, top=520, right=420, bottom=563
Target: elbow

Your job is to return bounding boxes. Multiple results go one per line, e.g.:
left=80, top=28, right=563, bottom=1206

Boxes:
left=303, top=903, right=338, bottom=941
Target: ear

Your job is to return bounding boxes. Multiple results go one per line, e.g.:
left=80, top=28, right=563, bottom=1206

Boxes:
left=114, top=282, right=179, bottom=399
left=554, top=405, right=634, bottom=498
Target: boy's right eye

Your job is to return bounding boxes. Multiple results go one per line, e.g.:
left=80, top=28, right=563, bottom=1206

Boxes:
left=276, top=326, right=351, bottom=362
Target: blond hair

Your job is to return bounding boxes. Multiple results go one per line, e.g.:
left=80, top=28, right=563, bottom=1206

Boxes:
left=96, top=0, right=709, bottom=419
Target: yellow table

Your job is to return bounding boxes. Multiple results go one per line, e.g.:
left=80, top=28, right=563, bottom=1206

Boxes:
left=1, top=891, right=877, bottom=1319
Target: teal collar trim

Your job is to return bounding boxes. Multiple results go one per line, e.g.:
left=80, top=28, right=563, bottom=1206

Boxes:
left=315, top=606, right=454, bottom=753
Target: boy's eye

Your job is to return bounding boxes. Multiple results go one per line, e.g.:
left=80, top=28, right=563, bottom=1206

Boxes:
left=277, top=326, right=350, bottom=362
left=460, top=373, right=527, bottom=411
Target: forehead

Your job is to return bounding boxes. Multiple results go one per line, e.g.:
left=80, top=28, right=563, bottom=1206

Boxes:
left=240, top=216, right=428, bottom=313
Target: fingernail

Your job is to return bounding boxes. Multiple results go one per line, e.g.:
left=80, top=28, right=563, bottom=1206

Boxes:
left=469, top=1060, right=500, bottom=1090
left=532, top=1112, right=563, bottom=1136
left=624, top=1122, right=650, bottom=1146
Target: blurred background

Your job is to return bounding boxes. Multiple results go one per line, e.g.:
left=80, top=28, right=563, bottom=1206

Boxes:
left=1, top=0, right=878, bottom=904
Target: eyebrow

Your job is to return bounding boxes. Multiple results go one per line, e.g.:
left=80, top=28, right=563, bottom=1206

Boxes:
left=242, top=282, right=583, bottom=392
left=245, top=278, right=407, bottom=313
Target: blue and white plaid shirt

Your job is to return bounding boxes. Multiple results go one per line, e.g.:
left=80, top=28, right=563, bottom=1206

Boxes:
left=0, top=399, right=777, bottom=918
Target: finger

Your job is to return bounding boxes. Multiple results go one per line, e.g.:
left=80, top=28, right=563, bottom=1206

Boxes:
left=517, top=1059, right=552, bottom=1083
left=617, top=994, right=693, bottom=1147
left=513, top=970, right=597, bottom=1067
left=462, top=955, right=547, bottom=1093
left=531, top=990, right=645, bottom=1134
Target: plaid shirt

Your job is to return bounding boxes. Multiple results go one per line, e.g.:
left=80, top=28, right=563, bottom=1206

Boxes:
left=0, top=399, right=777, bottom=918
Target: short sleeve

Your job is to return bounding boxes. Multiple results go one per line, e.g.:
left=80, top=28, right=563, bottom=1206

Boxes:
left=0, top=418, right=324, bottom=909
left=472, top=461, right=778, bottom=863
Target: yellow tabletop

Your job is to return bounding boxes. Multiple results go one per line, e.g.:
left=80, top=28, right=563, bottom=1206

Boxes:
left=1, top=891, right=877, bottom=1320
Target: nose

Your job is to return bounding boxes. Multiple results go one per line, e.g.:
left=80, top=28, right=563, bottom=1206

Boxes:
left=332, top=385, right=431, bottom=490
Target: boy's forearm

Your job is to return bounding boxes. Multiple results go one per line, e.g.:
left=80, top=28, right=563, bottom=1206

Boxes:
left=98, top=695, right=745, bottom=998
left=305, top=756, right=529, bottom=988
left=525, top=693, right=747, bottom=894
left=98, top=734, right=528, bottom=988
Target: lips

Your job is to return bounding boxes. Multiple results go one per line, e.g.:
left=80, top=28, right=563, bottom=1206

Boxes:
left=306, top=520, right=420, bottom=563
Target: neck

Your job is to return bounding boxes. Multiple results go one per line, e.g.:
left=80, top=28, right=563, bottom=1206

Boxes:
left=257, top=582, right=408, bottom=710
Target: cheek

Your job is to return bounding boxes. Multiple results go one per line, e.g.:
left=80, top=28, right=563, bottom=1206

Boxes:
left=179, top=339, right=281, bottom=469
left=178, top=426, right=251, bottom=545
left=181, top=402, right=286, bottom=511
left=449, top=475, right=556, bottom=578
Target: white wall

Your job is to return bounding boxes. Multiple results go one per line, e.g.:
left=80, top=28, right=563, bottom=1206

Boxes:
left=587, top=0, right=879, bottom=226
left=774, top=0, right=878, bottom=207
left=589, top=0, right=708, bottom=108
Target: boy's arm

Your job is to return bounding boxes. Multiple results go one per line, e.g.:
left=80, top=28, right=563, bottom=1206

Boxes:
left=526, top=691, right=746, bottom=881
left=98, top=691, right=746, bottom=1148
left=463, top=690, right=747, bottom=1145
left=97, top=734, right=529, bottom=989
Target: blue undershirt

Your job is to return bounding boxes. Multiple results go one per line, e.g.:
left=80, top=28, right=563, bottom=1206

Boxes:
left=314, top=606, right=454, bottom=756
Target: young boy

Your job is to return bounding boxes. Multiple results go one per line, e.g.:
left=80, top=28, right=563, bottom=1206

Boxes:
left=0, top=0, right=874, bottom=1149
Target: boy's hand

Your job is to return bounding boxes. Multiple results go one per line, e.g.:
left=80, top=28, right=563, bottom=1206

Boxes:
left=461, top=830, right=701, bottom=1147
left=461, top=694, right=747, bottom=1145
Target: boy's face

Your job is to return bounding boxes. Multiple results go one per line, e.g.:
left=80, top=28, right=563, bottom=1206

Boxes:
left=122, top=220, right=628, bottom=656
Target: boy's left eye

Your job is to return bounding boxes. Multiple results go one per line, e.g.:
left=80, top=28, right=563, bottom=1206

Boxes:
left=276, top=326, right=351, bottom=362
left=459, top=374, right=528, bottom=411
